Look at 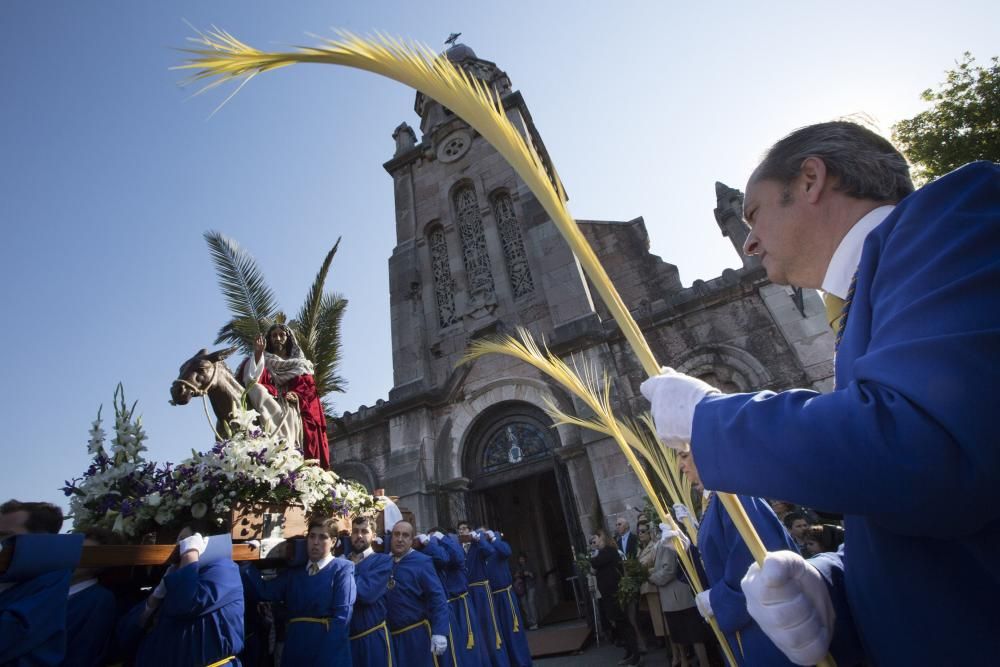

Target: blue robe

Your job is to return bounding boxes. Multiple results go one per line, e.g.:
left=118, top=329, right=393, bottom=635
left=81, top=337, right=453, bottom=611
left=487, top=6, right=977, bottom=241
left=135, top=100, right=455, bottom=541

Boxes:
left=350, top=553, right=394, bottom=667
left=385, top=550, right=450, bottom=667
left=0, top=534, right=82, bottom=666
left=126, top=559, right=244, bottom=667
left=698, top=494, right=798, bottom=666
left=424, top=536, right=488, bottom=667
left=463, top=539, right=507, bottom=667
left=243, top=558, right=355, bottom=667
left=486, top=538, right=531, bottom=667
left=692, top=161, right=1000, bottom=665
left=61, top=581, right=117, bottom=667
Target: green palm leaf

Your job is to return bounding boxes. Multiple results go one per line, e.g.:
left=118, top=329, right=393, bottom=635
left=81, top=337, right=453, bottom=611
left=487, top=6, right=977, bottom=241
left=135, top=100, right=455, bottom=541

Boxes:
left=204, top=230, right=277, bottom=352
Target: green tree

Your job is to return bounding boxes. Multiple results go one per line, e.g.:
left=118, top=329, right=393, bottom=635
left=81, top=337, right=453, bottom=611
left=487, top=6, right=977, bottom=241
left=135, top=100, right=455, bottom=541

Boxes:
left=892, top=53, right=1000, bottom=183
left=204, top=231, right=347, bottom=413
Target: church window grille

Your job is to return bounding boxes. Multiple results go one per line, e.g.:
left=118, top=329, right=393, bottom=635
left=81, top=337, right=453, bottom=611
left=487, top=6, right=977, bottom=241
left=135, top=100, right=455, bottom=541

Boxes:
left=429, top=227, right=458, bottom=328
left=493, top=193, right=534, bottom=297
left=482, top=422, right=549, bottom=473
left=454, top=186, right=496, bottom=298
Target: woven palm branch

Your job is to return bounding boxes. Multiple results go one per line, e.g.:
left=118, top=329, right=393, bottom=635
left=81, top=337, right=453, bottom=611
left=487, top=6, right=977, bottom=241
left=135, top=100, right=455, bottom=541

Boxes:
left=178, top=22, right=779, bottom=600
left=463, top=329, right=733, bottom=665
left=204, top=230, right=278, bottom=352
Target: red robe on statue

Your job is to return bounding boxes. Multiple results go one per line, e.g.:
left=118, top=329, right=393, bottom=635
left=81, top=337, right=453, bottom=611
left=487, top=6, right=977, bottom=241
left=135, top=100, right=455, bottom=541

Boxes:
left=255, top=366, right=330, bottom=469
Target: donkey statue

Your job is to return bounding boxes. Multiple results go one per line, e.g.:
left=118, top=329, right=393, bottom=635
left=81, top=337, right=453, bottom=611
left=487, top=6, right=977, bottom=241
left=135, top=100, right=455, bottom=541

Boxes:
left=170, top=347, right=302, bottom=446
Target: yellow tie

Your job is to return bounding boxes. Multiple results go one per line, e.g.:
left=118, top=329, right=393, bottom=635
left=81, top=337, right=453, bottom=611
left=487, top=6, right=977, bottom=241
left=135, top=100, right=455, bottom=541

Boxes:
left=821, top=292, right=846, bottom=333
left=308, top=563, right=320, bottom=576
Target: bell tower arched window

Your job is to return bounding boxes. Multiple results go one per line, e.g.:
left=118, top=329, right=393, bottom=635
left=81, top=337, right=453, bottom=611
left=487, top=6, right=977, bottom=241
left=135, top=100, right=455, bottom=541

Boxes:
left=492, top=193, right=534, bottom=298
left=428, top=226, right=458, bottom=328
left=453, top=185, right=496, bottom=299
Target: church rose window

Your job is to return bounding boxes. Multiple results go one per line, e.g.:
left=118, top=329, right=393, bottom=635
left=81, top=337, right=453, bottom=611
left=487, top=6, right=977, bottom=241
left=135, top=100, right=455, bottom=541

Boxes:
left=429, top=227, right=458, bottom=328
left=482, top=422, right=549, bottom=473
left=454, top=185, right=496, bottom=298
left=493, top=193, right=534, bottom=297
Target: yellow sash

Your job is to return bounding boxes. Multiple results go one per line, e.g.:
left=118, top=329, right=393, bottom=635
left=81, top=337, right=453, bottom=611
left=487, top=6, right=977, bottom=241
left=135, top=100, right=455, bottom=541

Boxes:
left=389, top=619, right=439, bottom=667
left=491, top=584, right=520, bottom=632
left=204, top=657, right=236, bottom=667
left=350, top=620, right=393, bottom=667
left=470, top=580, right=503, bottom=649
left=448, top=591, right=476, bottom=649
left=289, top=616, right=331, bottom=632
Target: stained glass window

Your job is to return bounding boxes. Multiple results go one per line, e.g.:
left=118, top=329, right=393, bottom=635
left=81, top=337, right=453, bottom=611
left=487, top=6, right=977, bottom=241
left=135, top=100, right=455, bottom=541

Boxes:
left=428, top=227, right=458, bottom=328
left=493, top=193, right=534, bottom=298
left=454, top=186, right=496, bottom=298
left=482, top=422, right=550, bottom=473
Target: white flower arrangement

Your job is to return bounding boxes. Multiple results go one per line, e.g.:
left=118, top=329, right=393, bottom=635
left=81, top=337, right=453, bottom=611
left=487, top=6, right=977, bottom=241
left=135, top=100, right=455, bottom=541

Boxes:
left=64, top=385, right=382, bottom=540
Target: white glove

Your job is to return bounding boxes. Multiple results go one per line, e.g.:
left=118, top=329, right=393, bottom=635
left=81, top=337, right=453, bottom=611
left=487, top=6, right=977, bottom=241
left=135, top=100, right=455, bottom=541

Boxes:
left=639, top=367, right=720, bottom=450
left=430, top=634, right=448, bottom=656
left=178, top=532, right=208, bottom=557
left=695, top=589, right=714, bottom=619
left=485, top=530, right=496, bottom=541
left=673, top=503, right=699, bottom=529
left=659, top=525, right=690, bottom=551
left=471, top=531, right=482, bottom=542
left=416, top=533, right=429, bottom=545
left=431, top=531, right=445, bottom=541
left=741, top=551, right=835, bottom=666
left=151, top=564, right=177, bottom=600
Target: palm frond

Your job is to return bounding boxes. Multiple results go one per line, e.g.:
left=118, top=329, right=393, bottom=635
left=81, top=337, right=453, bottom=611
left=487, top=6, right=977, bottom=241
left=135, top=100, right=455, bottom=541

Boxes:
left=293, top=237, right=341, bottom=356
left=204, top=231, right=277, bottom=346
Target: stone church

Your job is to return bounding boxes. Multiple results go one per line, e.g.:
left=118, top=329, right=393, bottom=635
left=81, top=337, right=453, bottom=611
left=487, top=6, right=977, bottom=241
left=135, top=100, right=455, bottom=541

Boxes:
left=330, top=43, right=834, bottom=618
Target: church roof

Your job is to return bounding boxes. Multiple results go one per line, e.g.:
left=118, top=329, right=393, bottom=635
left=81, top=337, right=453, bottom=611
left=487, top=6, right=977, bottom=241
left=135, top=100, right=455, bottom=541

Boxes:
left=445, top=43, right=477, bottom=62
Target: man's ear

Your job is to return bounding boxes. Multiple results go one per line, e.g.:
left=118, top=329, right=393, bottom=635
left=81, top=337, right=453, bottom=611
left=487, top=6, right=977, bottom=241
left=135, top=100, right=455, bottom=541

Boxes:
left=798, top=156, right=828, bottom=204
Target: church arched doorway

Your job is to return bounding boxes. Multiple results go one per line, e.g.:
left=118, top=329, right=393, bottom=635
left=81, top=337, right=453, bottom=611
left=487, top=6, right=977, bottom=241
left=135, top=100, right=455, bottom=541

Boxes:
left=462, top=401, right=584, bottom=626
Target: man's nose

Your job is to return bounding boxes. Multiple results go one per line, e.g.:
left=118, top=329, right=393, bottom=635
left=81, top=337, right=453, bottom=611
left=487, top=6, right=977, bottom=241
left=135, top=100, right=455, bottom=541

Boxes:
left=743, top=231, right=760, bottom=256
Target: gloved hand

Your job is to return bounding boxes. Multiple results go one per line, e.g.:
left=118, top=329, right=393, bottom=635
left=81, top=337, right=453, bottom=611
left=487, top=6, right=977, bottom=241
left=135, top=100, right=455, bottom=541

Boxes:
left=673, top=503, right=699, bottom=529
left=415, top=533, right=429, bottom=546
left=695, top=589, right=714, bottom=620
left=178, top=532, right=208, bottom=557
left=245, top=539, right=261, bottom=550
left=485, top=530, right=496, bottom=541
left=741, top=551, right=835, bottom=666
left=471, top=531, right=482, bottom=542
left=658, top=524, right=691, bottom=551
left=639, top=367, right=720, bottom=450
left=430, top=634, right=448, bottom=656
left=431, top=531, right=445, bottom=541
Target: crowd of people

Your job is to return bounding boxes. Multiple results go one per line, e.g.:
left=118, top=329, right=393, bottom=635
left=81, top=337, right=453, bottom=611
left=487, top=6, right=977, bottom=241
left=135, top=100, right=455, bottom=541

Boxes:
left=0, top=500, right=538, bottom=667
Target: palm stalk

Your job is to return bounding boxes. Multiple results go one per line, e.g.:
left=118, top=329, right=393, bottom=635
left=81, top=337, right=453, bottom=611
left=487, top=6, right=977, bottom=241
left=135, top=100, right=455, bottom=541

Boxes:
left=462, top=329, right=735, bottom=666
left=176, top=31, right=818, bottom=664
left=204, top=230, right=278, bottom=353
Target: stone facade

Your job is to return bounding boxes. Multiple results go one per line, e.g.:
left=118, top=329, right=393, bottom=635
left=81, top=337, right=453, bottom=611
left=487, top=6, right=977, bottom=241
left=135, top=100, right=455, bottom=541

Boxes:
left=329, top=44, right=835, bottom=612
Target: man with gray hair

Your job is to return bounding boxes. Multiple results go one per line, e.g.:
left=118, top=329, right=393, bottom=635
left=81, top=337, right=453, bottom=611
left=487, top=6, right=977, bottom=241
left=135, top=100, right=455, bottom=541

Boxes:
left=641, top=121, right=999, bottom=664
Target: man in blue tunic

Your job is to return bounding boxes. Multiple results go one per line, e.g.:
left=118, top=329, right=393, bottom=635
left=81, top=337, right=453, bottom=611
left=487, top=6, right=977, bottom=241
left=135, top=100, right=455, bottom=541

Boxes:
left=642, top=121, right=1000, bottom=665
left=62, top=527, right=119, bottom=667
left=347, top=515, right=394, bottom=667
left=243, top=516, right=355, bottom=667
left=124, top=527, right=245, bottom=667
left=385, top=521, right=450, bottom=667
left=483, top=529, right=532, bottom=667
left=0, top=500, right=82, bottom=667
left=417, top=528, right=488, bottom=667
left=457, top=520, right=508, bottom=667
left=676, top=453, right=801, bottom=666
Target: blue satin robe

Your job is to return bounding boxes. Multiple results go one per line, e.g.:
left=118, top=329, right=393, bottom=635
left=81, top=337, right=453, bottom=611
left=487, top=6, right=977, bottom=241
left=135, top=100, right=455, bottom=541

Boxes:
left=485, top=537, right=531, bottom=667
left=61, top=581, right=117, bottom=667
left=424, top=536, right=488, bottom=667
left=385, top=550, right=450, bottom=667
left=350, top=553, right=394, bottom=667
left=463, top=538, right=507, bottom=667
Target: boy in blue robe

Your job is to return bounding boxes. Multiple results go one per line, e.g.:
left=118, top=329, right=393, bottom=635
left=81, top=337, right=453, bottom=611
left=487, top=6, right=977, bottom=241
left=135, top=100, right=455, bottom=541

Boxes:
left=386, top=521, right=450, bottom=667
left=121, top=528, right=245, bottom=667
left=62, top=528, right=119, bottom=667
left=417, top=529, right=488, bottom=667
left=457, top=521, right=507, bottom=667
left=347, top=515, right=394, bottom=667
left=243, top=516, right=356, bottom=667
left=483, top=529, right=532, bottom=667
left=0, top=500, right=82, bottom=667
left=673, top=453, right=800, bottom=667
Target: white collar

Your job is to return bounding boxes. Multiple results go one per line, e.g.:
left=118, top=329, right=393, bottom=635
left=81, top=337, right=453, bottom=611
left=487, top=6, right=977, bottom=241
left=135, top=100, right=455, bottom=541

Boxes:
left=393, top=548, right=413, bottom=563
left=68, top=578, right=99, bottom=598
left=822, top=205, right=894, bottom=298
left=309, top=553, right=334, bottom=571
left=353, top=546, right=374, bottom=561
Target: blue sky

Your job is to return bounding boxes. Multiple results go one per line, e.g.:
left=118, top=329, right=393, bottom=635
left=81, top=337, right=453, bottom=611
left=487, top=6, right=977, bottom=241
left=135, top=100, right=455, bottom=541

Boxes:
left=2, top=1, right=997, bottom=515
